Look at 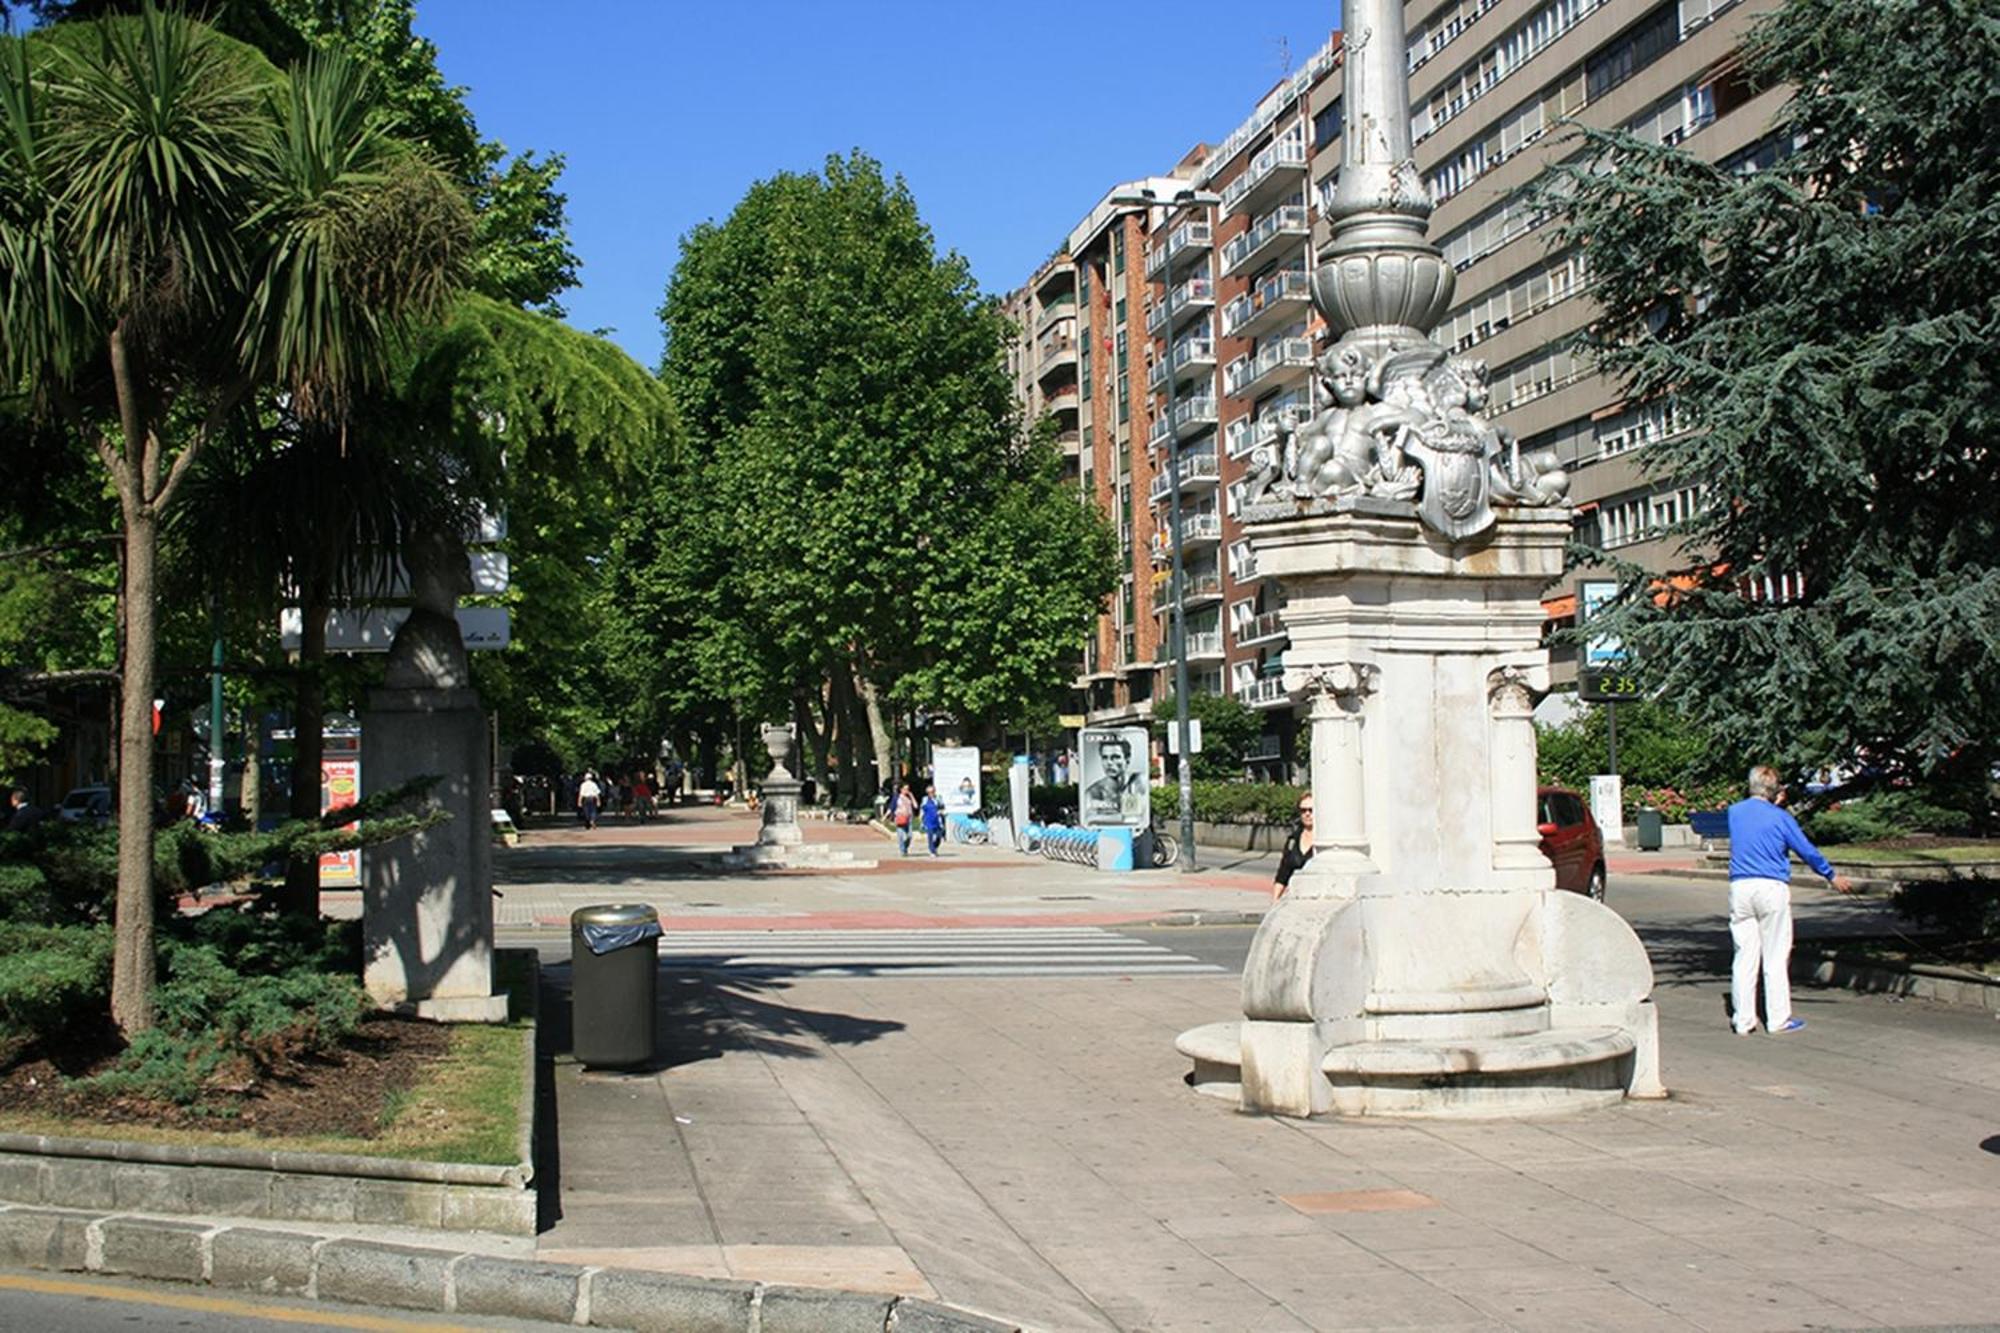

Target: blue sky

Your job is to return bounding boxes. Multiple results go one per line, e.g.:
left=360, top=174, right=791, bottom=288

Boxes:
left=415, top=2, right=1342, bottom=369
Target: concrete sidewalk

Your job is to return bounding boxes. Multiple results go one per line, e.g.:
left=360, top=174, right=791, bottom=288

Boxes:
left=518, top=812, right=2000, bottom=1331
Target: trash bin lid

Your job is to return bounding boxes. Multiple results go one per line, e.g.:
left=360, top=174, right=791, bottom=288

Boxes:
left=571, top=903, right=659, bottom=927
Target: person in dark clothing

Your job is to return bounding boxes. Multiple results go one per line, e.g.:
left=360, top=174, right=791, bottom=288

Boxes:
left=6, top=787, right=45, bottom=832
left=1272, top=793, right=1315, bottom=902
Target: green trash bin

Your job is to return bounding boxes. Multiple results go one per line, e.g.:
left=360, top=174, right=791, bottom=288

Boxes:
left=570, top=904, right=661, bottom=1069
left=1635, top=807, right=1664, bottom=852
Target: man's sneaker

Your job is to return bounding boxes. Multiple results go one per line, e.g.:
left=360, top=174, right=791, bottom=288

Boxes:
left=1771, top=1017, right=1807, bottom=1035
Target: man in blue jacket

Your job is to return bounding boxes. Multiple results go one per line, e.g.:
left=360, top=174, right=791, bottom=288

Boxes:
left=1726, top=765, right=1855, bottom=1034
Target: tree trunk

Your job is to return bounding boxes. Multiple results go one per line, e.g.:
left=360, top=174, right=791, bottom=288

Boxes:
left=282, top=591, right=328, bottom=918
left=109, top=504, right=158, bottom=1036
left=829, top=670, right=858, bottom=805
left=797, top=686, right=831, bottom=792
left=854, top=666, right=893, bottom=800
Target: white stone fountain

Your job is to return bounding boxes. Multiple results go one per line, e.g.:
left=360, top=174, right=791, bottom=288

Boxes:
left=1174, top=0, right=1662, bottom=1117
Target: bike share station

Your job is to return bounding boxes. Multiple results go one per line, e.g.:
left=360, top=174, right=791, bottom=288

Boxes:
left=956, top=726, right=1182, bottom=873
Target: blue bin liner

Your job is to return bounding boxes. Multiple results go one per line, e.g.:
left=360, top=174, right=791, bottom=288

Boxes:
left=578, top=920, right=663, bottom=955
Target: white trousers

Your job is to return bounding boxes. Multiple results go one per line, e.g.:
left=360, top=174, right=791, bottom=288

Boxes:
left=1729, top=876, right=1794, bottom=1032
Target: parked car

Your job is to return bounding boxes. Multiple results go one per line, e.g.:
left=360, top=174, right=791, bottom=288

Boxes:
left=1537, top=785, right=1606, bottom=900
left=57, top=785, right=112, bottom=825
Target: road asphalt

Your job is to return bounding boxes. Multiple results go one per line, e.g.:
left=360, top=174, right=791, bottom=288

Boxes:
left=475, top=806, right=2000, bottom=1332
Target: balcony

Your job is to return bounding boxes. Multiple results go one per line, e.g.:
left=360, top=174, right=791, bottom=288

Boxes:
left=1144, top=219, right=1213, bottom=277
left=1147, top=332, right=1216, bottom=390
left=1155, top=629, right=1224, bottom=663
left=1220, top=136, right=1308, bottom=219
left=1152, top=571, right=1225, bottom=610
left=1045, top=385, right=1079, bottom=416
left=1035, top=329, right=1076, bottom=383
left=1221, top=204, right=1309, bottom=278
left=1146, top=395, right=1218, bottom=449
left=1054, top=429, right=1081, bottom=456
left=1034, top=259, right=1075, bottom=302
left=1149, top=513, right=1223, bottom=559
left=1221, top=268, right=1311, bottom=341
left=1145, top=273, right=1215, bottom=336
left=1223, top=336, right=1314, bottom=399
left=1148, top=450, right=1219, bottom=501
left=1232, top=609, right=1288, bottom=648
left=1036, top=294, right=1077, bottom=332
left=1235, top=674, right=1290, bottom=708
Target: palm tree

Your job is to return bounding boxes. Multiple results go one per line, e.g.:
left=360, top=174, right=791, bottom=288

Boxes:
left=0, top=8, right=468, bottom=1032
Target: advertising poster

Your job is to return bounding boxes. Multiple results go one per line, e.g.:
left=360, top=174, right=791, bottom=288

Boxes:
left=1078, top=726, right=1150, bottom=829
left=1579, top=579, right=1626, bottom=668
left=320, top=737, right=362, bottom=887
left=934, top=746, right=982, bottom=815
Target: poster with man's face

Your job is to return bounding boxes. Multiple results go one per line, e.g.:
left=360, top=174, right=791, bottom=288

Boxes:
left=1079, top=726, right=1149, bottom=828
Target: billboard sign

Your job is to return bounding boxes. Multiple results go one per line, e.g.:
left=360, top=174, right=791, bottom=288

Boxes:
left=1078, top=726, right=1150, bottom=829
left=1579, top=580, right=1627, bottom=669
left=934, top=746, right=982, bottom=815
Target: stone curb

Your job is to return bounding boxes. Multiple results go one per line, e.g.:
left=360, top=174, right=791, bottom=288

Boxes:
left=1797, top=949, right=2000, bottom=1013
left=0, top=1203, right=1021, bottom=1331
left=1140, top=909, right=1267, bottom=927
left=0, top=950, right=542, bottom=1236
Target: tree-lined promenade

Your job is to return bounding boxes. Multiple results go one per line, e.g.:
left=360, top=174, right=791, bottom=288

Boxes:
left=0, top=0, right=1993, bottom=1154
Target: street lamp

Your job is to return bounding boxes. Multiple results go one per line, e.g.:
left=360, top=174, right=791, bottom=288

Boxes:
left=1112, top=184, right=1221, bottom=873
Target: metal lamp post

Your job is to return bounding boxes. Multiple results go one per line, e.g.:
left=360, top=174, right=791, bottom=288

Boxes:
left=1113, top=185, right=1221, bottom=872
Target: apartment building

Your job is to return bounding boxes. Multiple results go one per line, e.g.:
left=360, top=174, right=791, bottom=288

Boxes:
left=1005, top=0, right=1778, bottom=778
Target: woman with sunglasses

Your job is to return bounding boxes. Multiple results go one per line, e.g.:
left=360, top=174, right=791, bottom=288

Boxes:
left=1272, top=794, right=1314, bottom=901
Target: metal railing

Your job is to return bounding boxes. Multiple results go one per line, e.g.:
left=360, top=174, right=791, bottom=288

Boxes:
left=1223, top=336, right=1313, bottom=398
left=1232, top=609, right=1287, bottom=646
left=1145, top=219, right=1213, bottom=276
left=1221, top=268, right=1310, bottom=338
left=1220, top=136, right=1307, bottom=213
left=1221, top=204, right=1309, bottom=276
left=1145, top=274, right=1216, bottom=334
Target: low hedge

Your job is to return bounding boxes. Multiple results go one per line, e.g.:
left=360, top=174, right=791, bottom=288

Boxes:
left=1027, top=781, right=1305, bottom=826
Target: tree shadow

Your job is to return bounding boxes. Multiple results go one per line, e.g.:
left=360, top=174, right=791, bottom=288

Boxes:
left=538, top=956, right=908, bottom=1073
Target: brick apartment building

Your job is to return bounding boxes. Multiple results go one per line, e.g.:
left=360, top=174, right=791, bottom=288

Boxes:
left=1004, top=0, right=1782, bottom=779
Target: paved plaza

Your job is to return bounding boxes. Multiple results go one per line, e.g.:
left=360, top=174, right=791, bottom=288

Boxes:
left=478, top=807, right=2000, bottom=1332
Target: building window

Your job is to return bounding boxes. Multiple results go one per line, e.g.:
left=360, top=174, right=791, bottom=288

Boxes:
left=1586, top=2, right=1681, bottom=102
left=1115, top=328, right=1128, bottom=376
left=1117, top=373, right=1130, bottom=424
left=1112, top=229, right=1125, bottom=277
left=1312, top=98, right=1343, bottom=150
left=1114, top=297, right=1127, bottom=327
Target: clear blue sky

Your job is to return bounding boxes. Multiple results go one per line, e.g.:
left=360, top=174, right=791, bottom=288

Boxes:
left=414, top=2, right=1343, bottom=370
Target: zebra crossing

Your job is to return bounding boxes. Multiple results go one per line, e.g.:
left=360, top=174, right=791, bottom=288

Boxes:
left=643, top=926, right=1226, bottom=979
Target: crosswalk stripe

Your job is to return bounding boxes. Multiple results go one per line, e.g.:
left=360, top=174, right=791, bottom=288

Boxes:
left=627, top=926, right=1223, bottom=979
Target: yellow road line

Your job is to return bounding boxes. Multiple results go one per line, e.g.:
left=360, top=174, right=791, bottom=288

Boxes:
left=0, top=1272, right=487, bottom=1330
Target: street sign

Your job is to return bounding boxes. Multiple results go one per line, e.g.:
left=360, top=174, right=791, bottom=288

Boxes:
left=1165, top=718, right=1203, bottom=755
left=1578, top=668, right=1643, bottom=702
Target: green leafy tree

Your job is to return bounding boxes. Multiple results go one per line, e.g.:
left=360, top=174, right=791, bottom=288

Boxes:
left=642, top=152, right=1116, bottom=799
left=0, top=10, right=470, bottom=1031
left=1547, top=0, right=2000, bottom=814
left=1152, top=690, right=1263, bottom=781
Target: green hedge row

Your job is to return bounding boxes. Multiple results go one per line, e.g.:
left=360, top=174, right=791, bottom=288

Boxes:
left=1027, top=781, right=1307, bottom=826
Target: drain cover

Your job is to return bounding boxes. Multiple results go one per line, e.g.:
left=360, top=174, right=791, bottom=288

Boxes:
left=1039, top=895, right=1093, bottom=901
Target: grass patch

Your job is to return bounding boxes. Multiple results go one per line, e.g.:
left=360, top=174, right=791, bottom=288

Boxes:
left=0, top=952, right=536, bottom=1166
left=1825, top=844, right=2000, bottom=867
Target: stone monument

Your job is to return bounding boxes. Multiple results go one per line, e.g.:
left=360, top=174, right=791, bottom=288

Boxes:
left=721, top=723, right=878, bottom=870
left=1175, top=0, right=1661, bottom=1116
left=359, top=529, right=508, bottom=1021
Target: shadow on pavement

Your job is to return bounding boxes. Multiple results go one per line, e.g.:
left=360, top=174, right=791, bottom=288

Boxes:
left=539, top=958, right=907, bottom=1070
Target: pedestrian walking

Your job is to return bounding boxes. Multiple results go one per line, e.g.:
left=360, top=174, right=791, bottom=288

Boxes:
left=1271, top=793, right=1314, bottom=902
left=576, top=771, right=602, bottom=830
left=890, top=782, right=917, bottom=856
left=920, top=783, right=945, bottom=857
left=1725, top=765, right=1855, bottom=1034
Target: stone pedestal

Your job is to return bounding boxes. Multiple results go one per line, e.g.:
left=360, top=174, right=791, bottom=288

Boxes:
left=721, top=722, right=877, bottom=871
left=360, top=686, right=508, bottom=1022
left=1176, top=503, right=1663, bottom=1117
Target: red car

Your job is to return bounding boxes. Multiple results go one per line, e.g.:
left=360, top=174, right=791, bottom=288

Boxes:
left=1537, top=785, right=1607, bottom=900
